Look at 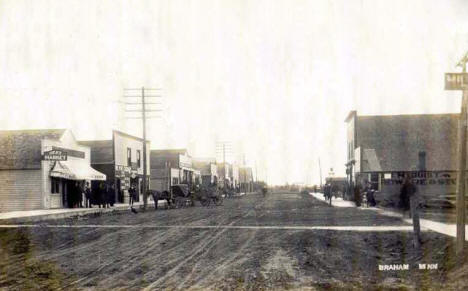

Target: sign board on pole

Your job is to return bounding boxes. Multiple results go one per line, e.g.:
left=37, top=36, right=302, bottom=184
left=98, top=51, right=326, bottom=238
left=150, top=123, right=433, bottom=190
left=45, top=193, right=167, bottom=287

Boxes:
left=42, top=150, right=67, bottom=161
left=445, top=73, right=468, bottom=90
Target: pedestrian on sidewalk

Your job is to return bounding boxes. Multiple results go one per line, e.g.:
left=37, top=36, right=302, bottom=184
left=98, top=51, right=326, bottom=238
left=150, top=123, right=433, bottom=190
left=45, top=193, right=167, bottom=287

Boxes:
left=129, top=185, right=136, bottom=206
left=108, top=183, right=115, bottom=207
left=354, top=183, right=362, bottom=207
left=78, top=181, right=85, bottom=208
left=98, top=182, right=106, bottom=208
left=366, top=182, right=376, bottom=207
left=75, top=181, right=82, bottom=208
left=84, top=182, right=91, bottom=208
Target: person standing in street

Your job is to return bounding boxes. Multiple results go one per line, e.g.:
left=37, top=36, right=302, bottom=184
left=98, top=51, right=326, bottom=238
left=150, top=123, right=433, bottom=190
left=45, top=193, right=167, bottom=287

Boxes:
left=400, top=175, right=422, bottom=248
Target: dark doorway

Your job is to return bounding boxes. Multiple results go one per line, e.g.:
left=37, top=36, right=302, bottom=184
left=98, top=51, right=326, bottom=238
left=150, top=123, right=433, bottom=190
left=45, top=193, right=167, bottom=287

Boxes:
left=116, top=179, right=123, bottom=203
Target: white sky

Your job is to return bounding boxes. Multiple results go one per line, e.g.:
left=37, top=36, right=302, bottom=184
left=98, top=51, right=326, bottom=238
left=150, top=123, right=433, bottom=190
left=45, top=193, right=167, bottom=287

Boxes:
left=1, top=0, right=467, bottom=185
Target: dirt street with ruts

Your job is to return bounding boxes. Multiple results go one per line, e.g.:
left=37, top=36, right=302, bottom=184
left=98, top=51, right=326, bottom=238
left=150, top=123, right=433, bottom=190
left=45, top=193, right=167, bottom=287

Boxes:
left=1, top=192, right=467, bottom=290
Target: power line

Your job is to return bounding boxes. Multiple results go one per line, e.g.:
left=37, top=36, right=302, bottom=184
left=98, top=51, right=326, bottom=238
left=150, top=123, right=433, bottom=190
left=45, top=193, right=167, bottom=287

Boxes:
left=123, top=87, right=163, bottom=210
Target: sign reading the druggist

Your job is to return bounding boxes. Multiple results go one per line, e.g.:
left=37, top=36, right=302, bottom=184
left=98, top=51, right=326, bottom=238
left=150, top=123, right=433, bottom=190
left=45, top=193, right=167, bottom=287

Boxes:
left=42, top=150, right=67, bottom=161
left=445, top=73, right=468, bottom=90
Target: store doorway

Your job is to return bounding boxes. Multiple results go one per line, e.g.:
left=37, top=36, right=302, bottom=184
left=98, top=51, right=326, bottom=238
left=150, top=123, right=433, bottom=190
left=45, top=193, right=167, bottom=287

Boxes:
left=130, top=177, right=140, bottom=202
left=116, top=179, right=123, bottom=203
left=61, top=179, right=80, bottom=208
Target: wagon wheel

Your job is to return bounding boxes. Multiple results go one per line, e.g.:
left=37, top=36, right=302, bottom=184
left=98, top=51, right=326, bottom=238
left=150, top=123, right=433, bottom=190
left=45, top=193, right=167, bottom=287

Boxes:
left=189, top=197, right=195, bottom=207
left=214, top=195, right=223, bottom=206
left=200, top=197, right=210, bottom=207
left=176, top=197, right=184, bottom=208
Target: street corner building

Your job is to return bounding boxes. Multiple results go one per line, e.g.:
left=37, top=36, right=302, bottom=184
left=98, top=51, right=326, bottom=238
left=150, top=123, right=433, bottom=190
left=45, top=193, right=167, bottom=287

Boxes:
left=0, top=129, right=106, bottom=212
left=79, top=130, right=150, bottom=204
left=149, top=149, right=197, bottom=191
left=344, top=110, right=460, bottom=207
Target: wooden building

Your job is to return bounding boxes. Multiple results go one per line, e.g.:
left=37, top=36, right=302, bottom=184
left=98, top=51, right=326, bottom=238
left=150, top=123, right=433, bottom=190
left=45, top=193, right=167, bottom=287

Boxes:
left=79, top=130, right=150, bottom=204
left=345, top=111, right=459, bottom=206
left=0, top=129, right=106, bottom=212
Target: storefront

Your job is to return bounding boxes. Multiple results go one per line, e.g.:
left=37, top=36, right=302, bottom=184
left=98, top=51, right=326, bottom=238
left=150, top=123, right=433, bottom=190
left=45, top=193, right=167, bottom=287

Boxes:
left=79, top=130, right=151, bottom=204
left=49, top=157, right=106, bottom=208
left=345, top=110, right=460, bottom=206
left=0, top=129, right=106, bottom=212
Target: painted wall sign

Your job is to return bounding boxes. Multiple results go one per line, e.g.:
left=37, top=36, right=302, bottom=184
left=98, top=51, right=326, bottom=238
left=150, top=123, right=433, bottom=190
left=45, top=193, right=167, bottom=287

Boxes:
left=42, top=150, right=67, bottom=161
left=383, top=171, right=457, bottom=186
left=445, top=73, right=468, bottom=90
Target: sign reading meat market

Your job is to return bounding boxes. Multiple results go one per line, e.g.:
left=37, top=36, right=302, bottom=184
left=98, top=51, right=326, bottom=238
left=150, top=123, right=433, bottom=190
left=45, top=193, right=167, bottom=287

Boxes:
left=42, top=149, right=67, bottom=161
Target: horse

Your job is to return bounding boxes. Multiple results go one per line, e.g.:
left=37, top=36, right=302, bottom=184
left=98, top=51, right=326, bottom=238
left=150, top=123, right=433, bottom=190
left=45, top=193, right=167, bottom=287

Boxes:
left=147, top=190, right=173, bottom=210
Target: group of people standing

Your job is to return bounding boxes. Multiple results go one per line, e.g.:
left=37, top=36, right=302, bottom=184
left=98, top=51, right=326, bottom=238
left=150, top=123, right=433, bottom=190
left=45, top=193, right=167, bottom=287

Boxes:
left=70, top=181, right=116, bottom=209
left=352, top=182, right=376, bottom=207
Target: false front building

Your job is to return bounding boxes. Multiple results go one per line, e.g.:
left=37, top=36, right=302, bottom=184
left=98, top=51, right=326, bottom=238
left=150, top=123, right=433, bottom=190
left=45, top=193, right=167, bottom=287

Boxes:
left=150, top=149, right=197, bottom=191
left=79, top=130, right=150, bottom=204
left=239, top=167, right=254, bottom=193
left=345, top=110, right=459, bottom=206
left=0, top=129, right=106, bottom=212
left=192, top=158, right=218, bottom=187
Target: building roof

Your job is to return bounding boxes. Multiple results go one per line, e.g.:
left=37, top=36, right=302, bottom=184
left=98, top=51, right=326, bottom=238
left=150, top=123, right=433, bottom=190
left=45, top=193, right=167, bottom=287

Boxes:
left=0, top=129, right=66, bottom=170
left=151, top=149, right=188, bottom=155
left=78, top=140, right=114, bottom=164
left=113, top=130, right=150, bottom=143
left=356, top=113, right=459, bottom=172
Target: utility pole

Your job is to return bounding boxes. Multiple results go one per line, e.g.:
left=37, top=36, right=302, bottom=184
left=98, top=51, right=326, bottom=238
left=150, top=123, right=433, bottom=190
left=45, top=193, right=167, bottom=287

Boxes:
left=216, top=141, right=233, bottom=190
left=445, top=52, right=468, bottom=255
left=124, top=87, right=162, bottom=210
left=223, top=143, right=226, bottom=189
left=318, top=158, right=323, bottom=188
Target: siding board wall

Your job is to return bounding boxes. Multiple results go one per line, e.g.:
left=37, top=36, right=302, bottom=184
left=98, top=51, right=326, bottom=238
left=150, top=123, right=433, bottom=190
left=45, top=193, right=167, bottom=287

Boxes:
left=0, top=169, right=42, bottom=212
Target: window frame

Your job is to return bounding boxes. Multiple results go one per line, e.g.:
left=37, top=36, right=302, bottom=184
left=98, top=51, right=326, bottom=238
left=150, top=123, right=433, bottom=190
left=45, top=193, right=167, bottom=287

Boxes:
left=127, top=147, right=132, bottom=166
left=137, top=150, right=141, bottom=168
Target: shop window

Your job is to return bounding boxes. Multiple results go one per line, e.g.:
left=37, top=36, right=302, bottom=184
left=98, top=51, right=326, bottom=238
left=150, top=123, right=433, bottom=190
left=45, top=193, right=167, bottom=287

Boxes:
left=51, top=178, right=60, bottom=194
left=418, top=151, right=426, bottom=171
left=137, top=150, right=141, bottom=168
left=127, top=148, right=131, bottom=166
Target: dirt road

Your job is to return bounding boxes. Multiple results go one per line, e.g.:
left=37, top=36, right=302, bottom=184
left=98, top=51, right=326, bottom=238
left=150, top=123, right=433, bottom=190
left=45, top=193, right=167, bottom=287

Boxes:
left=0, top=192, right=467, bottom=290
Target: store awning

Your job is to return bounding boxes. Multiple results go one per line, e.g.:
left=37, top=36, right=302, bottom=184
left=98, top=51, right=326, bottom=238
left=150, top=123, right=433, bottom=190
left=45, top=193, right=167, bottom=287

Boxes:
left=50, top=160, right=106, bottom=181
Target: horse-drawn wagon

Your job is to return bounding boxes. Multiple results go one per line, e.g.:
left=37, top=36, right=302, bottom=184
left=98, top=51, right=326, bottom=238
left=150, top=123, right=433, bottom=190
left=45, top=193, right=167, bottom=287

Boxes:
left=147, top=183, right=223, bottom=209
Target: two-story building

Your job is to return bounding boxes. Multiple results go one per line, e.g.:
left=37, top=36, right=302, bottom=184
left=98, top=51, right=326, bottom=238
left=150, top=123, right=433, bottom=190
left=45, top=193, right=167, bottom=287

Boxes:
left=216, top=162, right=231, bottom=189
left=192, top=158, right=218, bottom=187
left=345, top=110, right=459, bottom=205
left=79, top=130, right=150, bottom=203
left=239, top=167, right=254, bottom=193
left=150, top=149, right=196, bottom=191
left=0, top=129, right=106, bottom=212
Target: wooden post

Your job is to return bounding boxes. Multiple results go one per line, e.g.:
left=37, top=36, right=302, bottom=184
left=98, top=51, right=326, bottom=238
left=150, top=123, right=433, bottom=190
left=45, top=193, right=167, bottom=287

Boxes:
left=456, top=88, right=468, bottom=255
left=410, top=187, right=421, bottom=249
left=445, top=53, right=468, bottom=255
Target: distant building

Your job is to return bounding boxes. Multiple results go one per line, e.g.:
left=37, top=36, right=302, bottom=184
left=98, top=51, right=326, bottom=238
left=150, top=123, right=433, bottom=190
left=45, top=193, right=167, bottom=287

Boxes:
left=215, top=162, right=240, bottom=190
left=239, top=167, right=254, bottom=192
left=79, top=130, right=151, bottom=204
left=192, top=158, right=218, bottom=187
left=150, top=149, right=196, bottom=191
left=345, top=110, right=459, bottom=205
left=0, top=129, right=106, bottom=212
left=231, top=164, right=240, bottom=189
